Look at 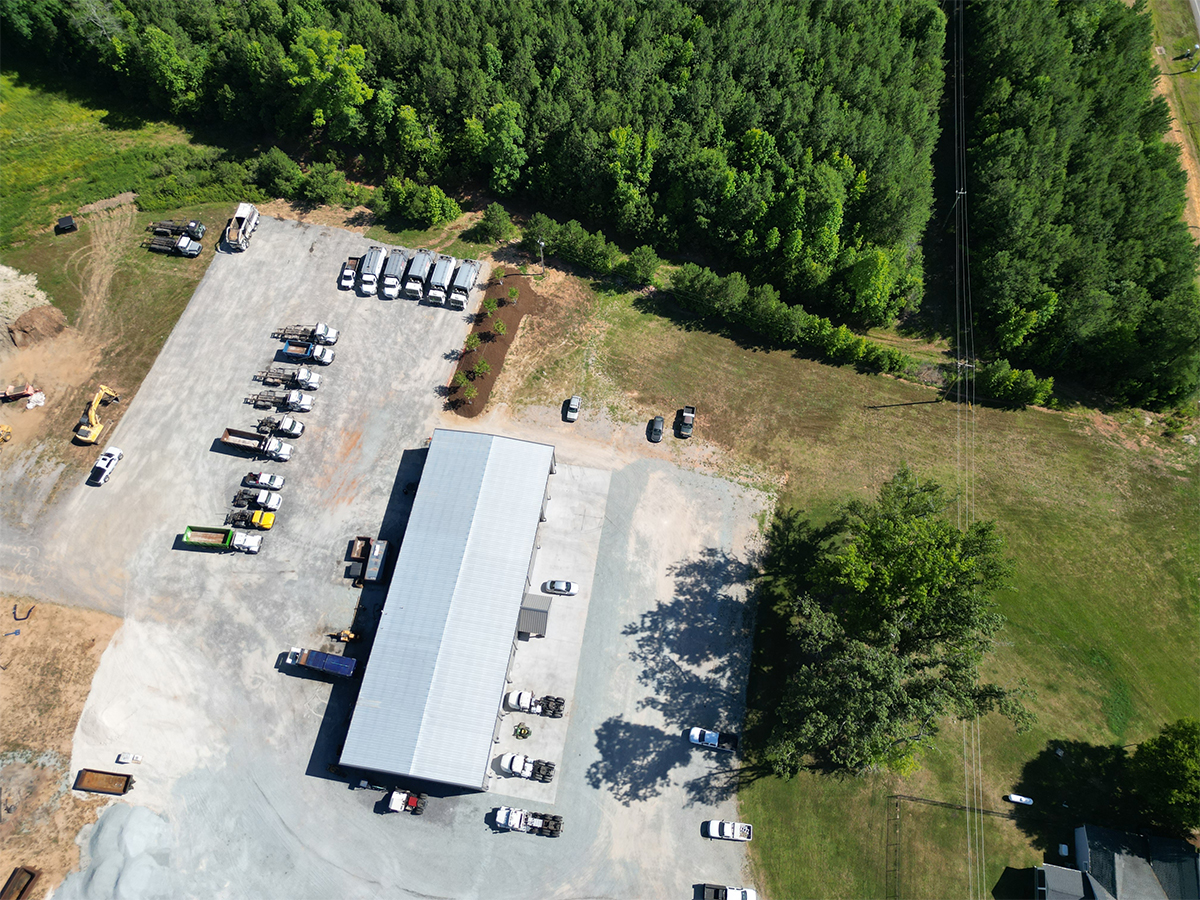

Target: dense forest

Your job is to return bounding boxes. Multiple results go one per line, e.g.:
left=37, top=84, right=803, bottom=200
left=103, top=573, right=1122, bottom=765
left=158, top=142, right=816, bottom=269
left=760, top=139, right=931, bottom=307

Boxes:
left=964, top=0, right=1200, bottom=407
left=3, top=0, right=1197, bottom=406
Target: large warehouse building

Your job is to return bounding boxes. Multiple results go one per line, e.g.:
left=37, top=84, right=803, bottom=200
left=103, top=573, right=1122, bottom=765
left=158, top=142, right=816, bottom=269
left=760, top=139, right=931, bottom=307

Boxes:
left=339, top=428, right=556, bottom=790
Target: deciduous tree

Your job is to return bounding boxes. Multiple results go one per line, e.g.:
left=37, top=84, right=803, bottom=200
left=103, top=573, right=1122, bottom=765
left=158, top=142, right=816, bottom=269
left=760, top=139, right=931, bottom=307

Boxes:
left=758, top=465, right=1033, bottom=775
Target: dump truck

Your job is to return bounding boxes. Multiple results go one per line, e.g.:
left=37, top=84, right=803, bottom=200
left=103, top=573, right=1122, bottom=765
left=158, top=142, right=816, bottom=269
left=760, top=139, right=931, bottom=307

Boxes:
left=256, top=366, right=321, bottom=390
left=426, top=254, right=457, bottom=306
left=282, top=342, right=335, bottom=365
left=246, top=389, right=313, bottom=412
left=380, top=250, right=409, bottom=299
left=232, top=488, right=282, bottom=511
left=256, top=415, right=304, bottom=438
left=225, top=508, right=275, bottom=530
left=74, top=769, right=134, bottom=795
left=339, top=256, right=361, bottom=290
left=494, top=807, right=563, bottom=837
left=359, top=245, right=386, bottom=293
left=448, top=259, right=480, bottom=310
left=147, top=234, right=201, bottom=257
left=182, top=526, right=263, bottom=553
left=287, top=647, right=356, bottom=677
left=680, top=405, right=696, bottom=438
left=220, top=428, right=293, bottom=462
left=404, top=249, right=435, bottom=299
left=147, top=219, right=205, bottom=239
left=224, top=202, right=259, bottom=251
left=272, top=323, right=339, bottom=345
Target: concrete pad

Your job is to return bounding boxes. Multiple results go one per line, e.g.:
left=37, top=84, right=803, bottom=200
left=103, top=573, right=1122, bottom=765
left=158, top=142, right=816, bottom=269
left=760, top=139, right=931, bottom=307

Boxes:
left=3, top=217, right=770, bottom=900
left=487, top=463, right=611, bottom=805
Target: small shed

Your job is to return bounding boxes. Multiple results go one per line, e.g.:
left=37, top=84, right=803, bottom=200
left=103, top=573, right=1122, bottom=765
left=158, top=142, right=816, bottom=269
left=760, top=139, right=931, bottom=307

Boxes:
left=55, top=216, right=77, bottom=235
left=517, top=593, right=552, bottom=637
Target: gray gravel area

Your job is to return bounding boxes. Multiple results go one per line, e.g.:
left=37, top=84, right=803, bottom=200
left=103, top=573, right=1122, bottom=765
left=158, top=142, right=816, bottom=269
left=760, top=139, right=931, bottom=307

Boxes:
left=1, top=218, right=768, bottom=900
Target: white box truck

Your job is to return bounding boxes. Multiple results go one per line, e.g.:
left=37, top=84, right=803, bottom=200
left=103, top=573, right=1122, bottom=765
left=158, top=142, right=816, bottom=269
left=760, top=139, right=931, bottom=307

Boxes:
left=448, top=259, right=480, bottom=310
left=426, top=255, right=457, bottom=306
left=358, top=246, right=385, bottom=294
left=405, top=249, right=435, bottom=299
left=380, top=250, right=409, bottom=299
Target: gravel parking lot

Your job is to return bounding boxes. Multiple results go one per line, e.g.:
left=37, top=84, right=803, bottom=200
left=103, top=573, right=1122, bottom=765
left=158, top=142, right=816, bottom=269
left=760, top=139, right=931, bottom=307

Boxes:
left=0, top=218, right=768, bottom=899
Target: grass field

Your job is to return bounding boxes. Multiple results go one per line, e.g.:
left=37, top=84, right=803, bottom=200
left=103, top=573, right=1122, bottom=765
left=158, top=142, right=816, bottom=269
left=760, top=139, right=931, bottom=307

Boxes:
left=0, top=71, right=241, bottom=479
left=1149, top=0, right=1200, bottom=165
left=505, top=276, right=1198, bottom=899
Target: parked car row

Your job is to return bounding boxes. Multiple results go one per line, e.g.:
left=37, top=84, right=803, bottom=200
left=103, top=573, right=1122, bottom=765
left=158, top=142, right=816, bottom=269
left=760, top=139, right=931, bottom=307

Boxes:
left=184, top=321, right=340, bottom=554
left=340, top=245, right=481, bottom=310
left=650, top=405, right=696, bottom=442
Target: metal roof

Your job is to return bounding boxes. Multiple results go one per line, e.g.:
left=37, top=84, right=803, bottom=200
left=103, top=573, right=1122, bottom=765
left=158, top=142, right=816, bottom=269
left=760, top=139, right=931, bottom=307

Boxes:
left=340, top=429, right=555, bottom=789
left=516, top=593, right=553, bottom=636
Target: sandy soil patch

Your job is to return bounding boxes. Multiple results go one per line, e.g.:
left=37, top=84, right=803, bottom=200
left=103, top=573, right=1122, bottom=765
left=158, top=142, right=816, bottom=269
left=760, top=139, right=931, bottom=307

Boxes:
left=0, top=600, right=122, bottom=899
left=0, top=266, right=51, bottom=331
left=1155, top=76, right=1200, bottom=230
left=257, top=200, right=376, bottom=232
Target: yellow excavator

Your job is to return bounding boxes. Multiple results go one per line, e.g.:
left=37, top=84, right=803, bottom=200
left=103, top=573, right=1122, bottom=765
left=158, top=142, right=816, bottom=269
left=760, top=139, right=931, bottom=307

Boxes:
left=76, top=385, right=119, bottom=444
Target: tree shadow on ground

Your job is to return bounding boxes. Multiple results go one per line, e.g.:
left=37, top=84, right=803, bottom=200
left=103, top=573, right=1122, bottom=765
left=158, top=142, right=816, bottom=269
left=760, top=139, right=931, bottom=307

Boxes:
left=1009, top=739, right=1138, bottom=853
left=587, top=548, right=760, bottom=806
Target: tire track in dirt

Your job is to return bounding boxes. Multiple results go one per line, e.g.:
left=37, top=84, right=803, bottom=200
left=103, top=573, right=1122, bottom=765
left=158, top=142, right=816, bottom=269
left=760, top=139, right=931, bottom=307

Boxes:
left=76, top=202, right=136, bottom=338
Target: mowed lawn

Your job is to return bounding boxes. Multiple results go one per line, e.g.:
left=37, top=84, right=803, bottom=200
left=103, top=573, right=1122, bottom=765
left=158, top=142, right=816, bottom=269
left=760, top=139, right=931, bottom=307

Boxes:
left=508, top=280, right=1198, bottom=899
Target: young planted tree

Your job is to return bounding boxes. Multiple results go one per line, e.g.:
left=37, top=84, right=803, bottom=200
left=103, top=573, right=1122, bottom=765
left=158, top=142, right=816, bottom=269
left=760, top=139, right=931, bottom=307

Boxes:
left=757, top=465, right=1033, bottom=775
left=493, top=320, right=507, bottom=336
left=507, top=286, right=519, bottom=306
left=451, top=371, right=469, bottom=389
left=481, top=297, right=499, bottom=317
left=462, top=384, right=478, bottom=404
left=472, top=359, right=491, bottom=379
left=463, top=333, right=481, bottom=354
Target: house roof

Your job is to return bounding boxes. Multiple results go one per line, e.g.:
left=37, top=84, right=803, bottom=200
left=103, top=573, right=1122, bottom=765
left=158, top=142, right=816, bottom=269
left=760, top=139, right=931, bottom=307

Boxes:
left=1076, top=825, right=1200, bottom=900
left=339, top=429, right=554, bottom=789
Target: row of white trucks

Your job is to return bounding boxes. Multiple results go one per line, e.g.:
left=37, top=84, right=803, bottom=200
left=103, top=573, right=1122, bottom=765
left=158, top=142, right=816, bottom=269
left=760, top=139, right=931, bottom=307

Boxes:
left=341, top=246, right=480, bottom=309
left=183, top=322, right=339, bottom=553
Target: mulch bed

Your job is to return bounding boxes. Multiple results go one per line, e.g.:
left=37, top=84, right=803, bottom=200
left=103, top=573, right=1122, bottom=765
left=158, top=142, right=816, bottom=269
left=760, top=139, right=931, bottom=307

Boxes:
left=448, top=276, right=544, bottom=416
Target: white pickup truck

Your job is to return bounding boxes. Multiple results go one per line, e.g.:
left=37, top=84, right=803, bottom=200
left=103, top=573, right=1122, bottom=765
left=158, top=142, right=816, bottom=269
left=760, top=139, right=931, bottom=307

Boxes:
left=690, top=728, right=739, bottom=752
left=703, top=820, right=753, bottom=842
left=702, top=885, right=758, bottom=900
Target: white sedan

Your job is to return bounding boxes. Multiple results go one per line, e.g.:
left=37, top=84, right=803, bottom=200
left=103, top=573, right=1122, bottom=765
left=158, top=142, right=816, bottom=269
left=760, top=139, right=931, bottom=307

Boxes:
left=89, top=447, right=123, bottom=485
left=1004, top=793, right=1033, bottom=806
left=542, top=580, right=578, bottom=596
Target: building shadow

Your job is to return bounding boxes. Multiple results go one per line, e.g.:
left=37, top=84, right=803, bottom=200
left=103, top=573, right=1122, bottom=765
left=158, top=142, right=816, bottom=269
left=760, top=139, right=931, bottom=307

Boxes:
left=301, top=447, right=427, bottom=783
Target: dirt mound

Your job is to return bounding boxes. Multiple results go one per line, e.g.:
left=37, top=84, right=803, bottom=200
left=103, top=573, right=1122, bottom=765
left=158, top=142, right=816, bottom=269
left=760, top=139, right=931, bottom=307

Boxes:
left=8, top=304, right=67, bottom=348
left=0, top=265, right=51, bottom=327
